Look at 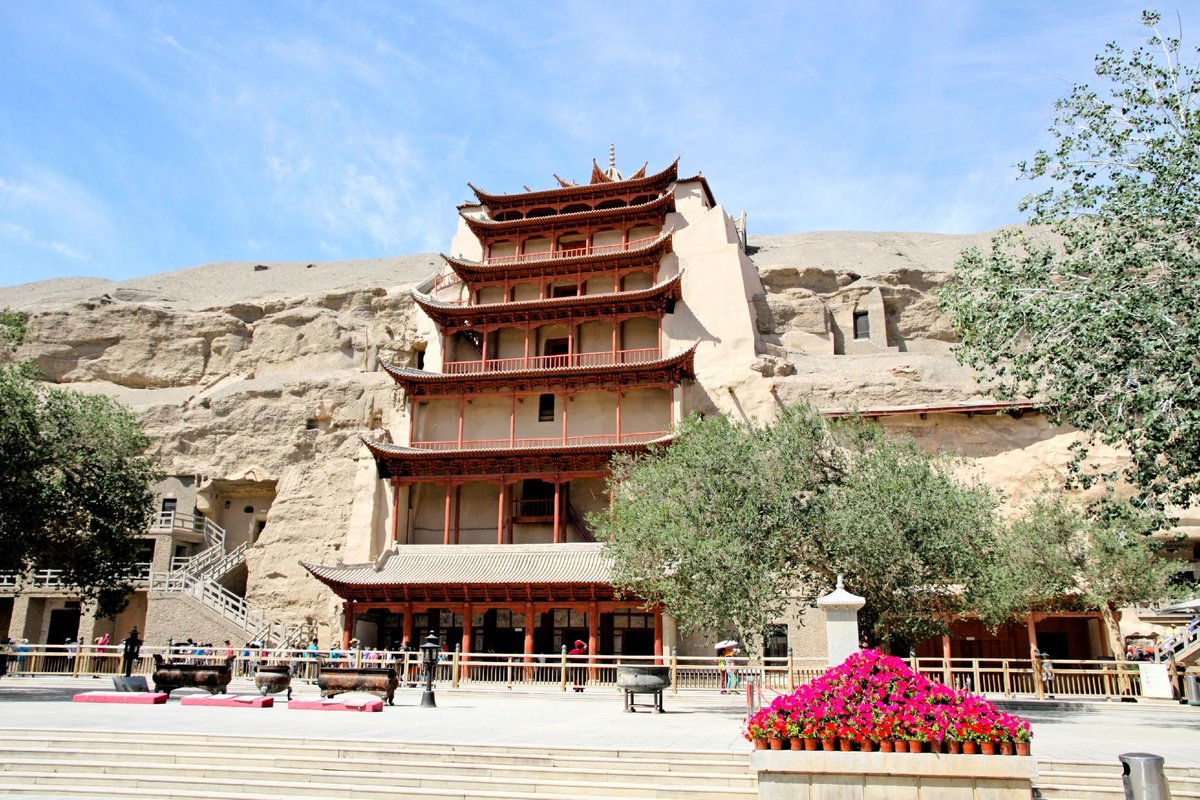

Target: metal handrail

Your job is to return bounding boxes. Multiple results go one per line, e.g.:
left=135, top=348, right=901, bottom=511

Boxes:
left=0, top=566, right=152, bottom=591
left=153, top=510, right=226, bottom=550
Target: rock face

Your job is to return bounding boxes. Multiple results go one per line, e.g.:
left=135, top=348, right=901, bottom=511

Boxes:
left=0, top=231, right=1129, bottom=638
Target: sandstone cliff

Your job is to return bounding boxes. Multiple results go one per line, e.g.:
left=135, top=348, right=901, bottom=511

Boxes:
left=0, top=232, right=1121, bottom=635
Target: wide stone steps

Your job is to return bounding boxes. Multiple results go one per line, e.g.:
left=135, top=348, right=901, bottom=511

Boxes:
left=0, top=730, right=755, bottom=800
left=1034, top=759, right=1200, bottom=799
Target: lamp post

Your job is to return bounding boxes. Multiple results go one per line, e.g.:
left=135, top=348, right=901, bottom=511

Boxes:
left=419, top=631, right=439, bottom=708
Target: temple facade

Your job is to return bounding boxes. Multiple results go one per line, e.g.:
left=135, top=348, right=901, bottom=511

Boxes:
left=304, top=156, right=768, bottom=658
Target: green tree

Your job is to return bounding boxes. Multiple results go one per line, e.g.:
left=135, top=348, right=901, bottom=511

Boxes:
left=594, top=405, right=999, bottom=649
left=0, top=310, right=159, bottom=616
left=975, top=492, right=1176, bottom=660
left=940, top=11, right=1200, bottom=509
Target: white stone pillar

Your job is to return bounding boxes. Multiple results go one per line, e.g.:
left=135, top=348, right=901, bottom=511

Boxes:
left=817, top=575, right=865, bottom=668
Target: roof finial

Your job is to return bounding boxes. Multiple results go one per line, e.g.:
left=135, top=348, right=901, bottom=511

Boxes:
left=609, top=143, right=616, bottom=171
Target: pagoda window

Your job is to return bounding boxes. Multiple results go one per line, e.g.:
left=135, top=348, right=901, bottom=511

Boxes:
left=494, top=210, right=523, bottom=221
left=630, top=194, right=657, bottom=206
left=516, top=479, right=555, bottom=519
left=561, top=203, right=591, bottom=214
left=549, top=283, right=578, bottom=298
left=538, top=393, right=556, bottom=422
left=596, top=198, right=627, bottom=210
left=526, top=207, right=555, bottom=218
left=556, top=234, right=587, bottom=255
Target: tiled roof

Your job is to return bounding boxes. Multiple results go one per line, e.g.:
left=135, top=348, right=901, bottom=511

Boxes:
left=466, top=159, right=678, bottom=209
left=440, top=229, right=674, bottom=282
left=302, top=543, right=612, bottom=587
left=461, top=193, right=675, bottom=238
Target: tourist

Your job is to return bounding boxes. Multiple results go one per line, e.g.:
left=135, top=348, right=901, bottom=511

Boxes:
left=569, top=639, right=587, bottom=692
left=65, top=637, right=78, bottom=673
left=725, top=648, right=740, bottom=694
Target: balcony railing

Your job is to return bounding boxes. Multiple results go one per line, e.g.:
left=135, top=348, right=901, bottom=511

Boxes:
left=483, top=234, right=662, bottom=266
left=443, top=347, right=659, bottom=375
left=409, top=431, right=667, bottom=452
left=0, top=566, right=152, bottom=592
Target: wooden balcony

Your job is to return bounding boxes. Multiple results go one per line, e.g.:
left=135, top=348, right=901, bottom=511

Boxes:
left=483, top=234, right=662, bottom=266
left=443, top=347, right=659, bottom=375
left=409, top=431, right=667, bottom=452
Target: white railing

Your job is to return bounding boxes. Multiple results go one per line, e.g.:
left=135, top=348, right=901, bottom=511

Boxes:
left=1158, top=624, right=1200, bottom=662
left=0, top=566, right=151, bottom=592
left=149, top=571, right=266, bottom=635
left=409, top=431, right=667, bottom=451
left=170, top=541, right=247, bottom=582
left=153, top=510, right=226, bottom=550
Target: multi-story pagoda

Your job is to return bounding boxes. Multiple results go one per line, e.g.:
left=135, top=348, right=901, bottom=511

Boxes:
left=304, top=152, right=767, bottom=659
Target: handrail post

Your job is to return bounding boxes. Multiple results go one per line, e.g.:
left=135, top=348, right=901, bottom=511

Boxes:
left=1002, top=659, right=1012, bottom=696
left=670, top=647, right=679, bottom=695
left=452, top=644, right=461, bottom=688
left=971, top=658, right=981, bottom=693
left=787, top=647, right=796, bottom=692
left=506, top=657, right=514, bottom=690
left=559, top=645, right=568, bottom=692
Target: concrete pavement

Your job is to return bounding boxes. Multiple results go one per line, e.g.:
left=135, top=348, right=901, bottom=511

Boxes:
left=0, top=675, right=1197, bottom=768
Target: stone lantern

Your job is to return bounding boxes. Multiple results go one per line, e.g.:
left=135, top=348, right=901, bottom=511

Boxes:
left=817, top=575, right=865, bottom=668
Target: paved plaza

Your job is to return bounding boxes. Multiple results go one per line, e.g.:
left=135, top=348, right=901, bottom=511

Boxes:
left=0, top=675, right=1198, bottom=769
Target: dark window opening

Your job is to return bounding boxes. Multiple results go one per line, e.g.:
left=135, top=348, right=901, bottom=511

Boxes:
left=516, top=479, right=556, bottom=519
left=136, top=539, right=155, bottom=564
left=160, top=498, right=177, bottom=514
left=538, top=393, right=555, bottom=422
left=243, top=505, right=254, bottom=514
left=665, top=298, right=676, bottom=314
left=415, top=349, right=426, bottom=370
left=305, top=419, right=318, bottom=430
left=763, top=624, right=788, bottom=659
left=550, top=284, right=578, bottom=298
left=853, top=311, right=870, bottom=340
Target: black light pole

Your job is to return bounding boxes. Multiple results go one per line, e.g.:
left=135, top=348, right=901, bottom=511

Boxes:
left=419, top=631, right=439, bottom=708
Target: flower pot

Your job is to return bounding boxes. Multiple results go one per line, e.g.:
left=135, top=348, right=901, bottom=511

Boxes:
left=947, top=740, right=961, bottom=755
left=929, top=740, right=944, bottom=754
left=980, top=741, right=996, bottom=756
left=999, top=741, right=1014, bottom=756
left=804, top=738, right=819, bottom=751
left=907, top=740, right=922, bottom=754
left=963, top=741, right=978, bottom=755
left=769, top=738, right=784, bottom=750
left=879, top=740, right=894, bottom=753
left=839, top=738, right=853, bottom=751
left=860, top=739, right=874, bottom=752
left=821, top=738, right=835, bottom=751
left=1016, top=742, right=1031, bottom=757
left=753, top=739, right=768, bottom=750
left=789, top=738, right=803, bottom=750
left=889, top=740, right=905, bottom=753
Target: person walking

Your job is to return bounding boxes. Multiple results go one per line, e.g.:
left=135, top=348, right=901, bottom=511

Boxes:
left=568, top=639, right=588, bottom=692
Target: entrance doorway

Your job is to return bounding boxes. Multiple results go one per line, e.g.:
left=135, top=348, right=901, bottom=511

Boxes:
left=47, top=608, right=81, bottom=646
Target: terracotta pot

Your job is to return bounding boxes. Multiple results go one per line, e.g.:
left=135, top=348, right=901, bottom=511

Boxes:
left=860, top=739, right=874, bottom=752
left=999, top=741, right=1014, bottom=756
left=753, top=739, right=768, bottom=750
left=963, top=741, right=978, bottom=755
left=879, top=740, right=894, bottom=753
left=769, top=738, right=784, bottom=750
left=804, top=738, right=819, bottom=751
left=980, top=741, right=996, bottom=756
left=929, top=740, right=944, bottom=754
left=947, top=740, right=961, bottom=755
left=907, top=740, right=923, bottom=754
left=821, top=738, right=836, bottom=752
left=889, top=740, right=905, bottom=753
left=839, top=738, right=853, bottom=752
left=1016, top=742, right=1031, bottom=757
left=789, top=738, right=803, bottom=751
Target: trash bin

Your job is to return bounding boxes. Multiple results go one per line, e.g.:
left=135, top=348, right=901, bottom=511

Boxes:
left=1185, top=674, right=1200, bottom=707
left=1118, top=752, right=1171, bottom=800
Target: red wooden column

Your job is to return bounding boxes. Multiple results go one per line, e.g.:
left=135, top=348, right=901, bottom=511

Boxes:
left=390, top=478, right=401, bottom=543
left=453, top=485, right=463, bottom=544
left=442, top=483, right=452, bottom=545
left=402, top=603, right=414, bottom=647
left=524, top=602, right=536, bottom=679
left=552, top=481, right=561, bottom=544
left=588, top=601, right=599, bottom=681
left=342, top=601, right=355, bottom=649
left=462, top=603, right=473, bottom=680
left=653, top=609, right=664, bottom=664
left=496, top=480, right=506, bottom=545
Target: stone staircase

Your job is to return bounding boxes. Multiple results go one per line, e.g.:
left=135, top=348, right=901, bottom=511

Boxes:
left=154, top=512, right=313, bottom=648
left=0, top=729, right=756, bottom=800
left=1034, top=759, right=1200, bottom=799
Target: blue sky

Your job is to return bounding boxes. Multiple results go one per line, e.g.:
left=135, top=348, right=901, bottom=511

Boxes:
left=0, top=1, right=1177, bottom=287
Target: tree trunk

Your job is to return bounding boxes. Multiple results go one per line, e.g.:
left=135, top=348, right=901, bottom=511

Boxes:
left=1099, top=603, right=1132, bottom=696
